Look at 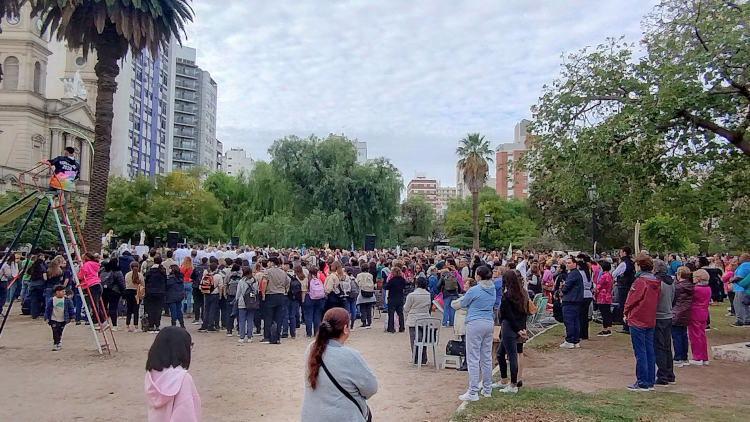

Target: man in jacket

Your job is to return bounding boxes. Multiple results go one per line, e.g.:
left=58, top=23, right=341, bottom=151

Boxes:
left=118, top=251, right=135, bottom=278
left=190, top=257, right=207, bottom=325
left=612, top=246, right=635, bottom=334
left=731, top=253, right=750, bottom=327
left=560, top=257, right=583, bottom=349
left=653, top=259, right=675, bottom=385
left=623, top=254, right=662, bottom=391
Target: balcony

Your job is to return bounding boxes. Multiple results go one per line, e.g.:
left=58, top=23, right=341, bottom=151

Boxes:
left=175, top=92, right=197, bottom=103
left=173, top=152, right=197, bottom=162
left=175, top=79, right=198, bottom=90
left=174, top=128, right=196, bottom=137
left=174, top=104, right=196, bottom=114
left=173, top=140, right=197, bottom=150
left=174, top=115, right=197, bottom=126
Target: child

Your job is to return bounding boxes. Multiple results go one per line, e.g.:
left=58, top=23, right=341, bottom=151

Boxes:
left=688, top=269, right=711, bottom=366
left=145, top=326, right=201, bottom=422
left=672, top=266, right=694, bottom=367
left=44, top=285, right=74, bottom=351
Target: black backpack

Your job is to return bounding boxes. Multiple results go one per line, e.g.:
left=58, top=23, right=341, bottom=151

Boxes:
left=288, top=276, right=302, bottom=302
left=227, top=273, right=241, bottom=297
left=242, top=279, right=260, bottom=311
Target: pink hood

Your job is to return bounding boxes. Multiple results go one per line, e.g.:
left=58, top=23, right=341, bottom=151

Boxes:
left=145, top=367, right=201, bottom=422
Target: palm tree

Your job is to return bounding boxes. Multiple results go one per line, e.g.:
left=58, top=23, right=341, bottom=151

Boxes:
left=29, top=0, right=193, bottom=251
left=457, top=133, right=493, bottom=250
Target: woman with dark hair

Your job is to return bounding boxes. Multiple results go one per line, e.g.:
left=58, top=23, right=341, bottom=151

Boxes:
left=356, top=262, right=377, bottom=328
left=166, top=264, right=186, bottom=328
left=44, top=256, right=64, bottom=306
left=144, top=256, right=168, bottom=333
left=404, top=276, right=432, bottom=364
left=576, top=255, right=594, bottom=340
left=78, top=252, right=106, bottom=328
left=560, top=257, right=583, bottom=349
left=145, top=326, right=201, bottom=421
left=100, top=258, right=125, bottom=331
left=527, top=262, right=542, bottom=298
left=594, top=260, right=614, bottom=336
left=301, top=308, right=377, bottom=421
left=493, top=270, right=529, bottom=393
left=28, top=256, right=47, bottom=319
left=125, top=261, right=143, bottom=332
left=384, top=266, right=406, bottom=333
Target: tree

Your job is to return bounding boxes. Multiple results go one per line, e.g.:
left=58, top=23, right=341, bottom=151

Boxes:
left=31, top=0, right=193, bottom=252
left=456, top=133, right=493, bottom=250
left=399, top=195, right=434, bottom=240
left=525, top=0, right=750, bottom=251
left=641, top=213, right=692, bottom=254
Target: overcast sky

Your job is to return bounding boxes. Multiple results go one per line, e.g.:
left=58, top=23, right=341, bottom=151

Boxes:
left=184, top=0, right=656, bottom=187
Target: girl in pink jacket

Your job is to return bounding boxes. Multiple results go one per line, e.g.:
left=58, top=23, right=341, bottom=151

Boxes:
left=76, top=252, right=106, bottom=327
left=145, top=326, right=201, bottom=422
left=688, top=269, right=711, bottom=365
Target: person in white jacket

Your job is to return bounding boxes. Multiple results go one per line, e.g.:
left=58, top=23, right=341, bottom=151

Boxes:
left=404, top=277, right=432, bottom=364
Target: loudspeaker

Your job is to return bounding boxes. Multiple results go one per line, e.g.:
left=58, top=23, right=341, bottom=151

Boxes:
left=109, top=236, right=118, bottom=250
left=364, top=234, right=376, bottom=251
left=231, top=236, right=239, bottom=247
left=167, top=231, right=179, bottom=248
left=154, top=237, right=162, bottom=248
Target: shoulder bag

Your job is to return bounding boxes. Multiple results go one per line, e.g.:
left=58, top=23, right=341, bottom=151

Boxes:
left=320, top=360, right=372, bottom=422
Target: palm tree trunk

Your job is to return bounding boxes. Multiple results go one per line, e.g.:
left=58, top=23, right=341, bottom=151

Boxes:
left=472, top=190, right=479, bottom=250
left=82, top=26, right=126, bottom=252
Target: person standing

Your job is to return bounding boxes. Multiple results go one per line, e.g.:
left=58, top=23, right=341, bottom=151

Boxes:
left=0, top=254, right=18, bottom=312
left=190, top=257, right=208, bottom=325
left=180, top=257, right=194, bottom=315
left=100, top=258, right=125, bottom=331
left=730, top=253, right=750, bottom=327
left=44, top=285, right=74, bottom=350
left=404, top=277, right=432, bottom=365
left=653, top=259, right=675, bottom=385
left=235, top=266, right=259, bottom=344
left=455, top=265, right=496, bottom=402
left=612, top=247, right=635, bottom=334
left=301, top=308, right=377, bottom=421
left=261, top=257, right=290, bottom=344
left=124, top=261, right=142, bottom=332
left=28, top=256, right=48, bottom=319
left=77, top=252, right=106, bottom=328
left=384, top=266, right=406, bottom=333
left=688, top=269, right=711, bottom=366
left=672, top=266, right=694, bottom=367
left=356, top=263, right=377, bottom=328
left=198, top=262, right=222, bottom=333
left=436, top=259, right=461, bottom=327
left=165, top=264, right=186, bottom=328
left=44, top=146, right=80, bottom=221
left=560, top=257, right=583, bottom=349
left=623, top=254, right=661, bottom=391
left=144, top=256, right=168, bottom=333
left=493, top=270, right=528, bottom=394
left=594, top=260, right=614, bottom=336
left=303, top=266, right=327, bottom=337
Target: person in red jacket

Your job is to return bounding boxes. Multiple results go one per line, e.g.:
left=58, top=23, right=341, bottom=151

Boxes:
left=623, top=253, right=661, bottom=392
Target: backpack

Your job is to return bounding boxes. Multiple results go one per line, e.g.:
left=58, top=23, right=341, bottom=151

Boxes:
left=199, top=272, right=214, bottom=294
left=340, top=276, right=352, bottom=296
left=309, top=277, right=325, bottom=300
left=227, top=272, right=241, bottom=297
left=442, top=272, right=459, bottom=293
left=345, top=276, right=358, bottom=300
left=100, top=271, right=114, bottom=292
left=288, top=276, right=302, bottom=302
left=242, top=279, right=260, bottom=311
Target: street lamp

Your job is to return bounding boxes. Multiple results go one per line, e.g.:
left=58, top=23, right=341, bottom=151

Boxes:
left=587, top=183, right=597, bottom=256
left=484, top=213, right=491, bottom=250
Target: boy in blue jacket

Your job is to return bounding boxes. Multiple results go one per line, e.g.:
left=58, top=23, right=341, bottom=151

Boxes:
left=45, top=285, right=75, bottom=351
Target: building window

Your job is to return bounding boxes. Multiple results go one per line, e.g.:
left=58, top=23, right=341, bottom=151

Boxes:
left=2, top=56, right=20, bottom=90
left=33, top=62, right=43, bottom=94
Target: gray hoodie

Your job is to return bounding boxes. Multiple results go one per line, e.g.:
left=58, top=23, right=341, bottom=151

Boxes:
left=654, top=260, right=675, bottom=320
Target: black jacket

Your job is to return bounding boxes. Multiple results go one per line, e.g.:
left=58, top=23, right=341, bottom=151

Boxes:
left=165, top=273, right=185, bottom=304
left=616, top=255, right=635, bottom=287
left=499, top=296, right=527, bottom=333
left=145, top=267, right=167, bottom=296
left=385, top=275, right=406, bottom=303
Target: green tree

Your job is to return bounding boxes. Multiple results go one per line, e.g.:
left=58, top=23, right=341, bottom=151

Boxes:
left=399, top=195, right=434, bottom=240
left=456, top=133, right=493, bottom=250
left=0, top=191, right=82, bottom=249
left=641, top=213, right=692, bottom=254
left=28, top=0, right=193, bottom=252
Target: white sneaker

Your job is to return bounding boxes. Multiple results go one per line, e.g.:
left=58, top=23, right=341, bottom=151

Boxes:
left=574, top=343, right=581, bottom=348
left=246, top=337, right=253, bottom=343
left=689, top=360, right=703, bottom=366
left=458, top=392, right=479, bottom=402
left=480, top=390, right=492, bottom=398
left=500, top=385, right=518, bottom=394
left=134, top=328, right=142, bottom=333
left=559, top=341, right=575, bottom=349
left=226, top=333, right=233, bottom=337
left=237, top=338, right=245, bottom=344
left=702, top=360, right=709, bottom=366
left=112, top=326, right=119, bottom=332
left=491, top=381, right=509, bottom=389
left=192, top=320, right=201, bottom=325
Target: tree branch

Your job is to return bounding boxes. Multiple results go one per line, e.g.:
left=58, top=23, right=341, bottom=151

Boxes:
left=678, top=109, right=750, bottom=157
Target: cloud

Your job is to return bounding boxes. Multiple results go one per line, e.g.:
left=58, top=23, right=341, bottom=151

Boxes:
left=184, top=0, right=656, bottom=186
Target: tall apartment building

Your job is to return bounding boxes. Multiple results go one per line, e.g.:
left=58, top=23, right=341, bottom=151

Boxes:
left=110, top=39, right=176, bottom=179
left=0, top=7, right=94, bottom=196
left=495, top=119, right=531, bottom=199
left=407, top=173, right=457, bottom=216
left=353, top=140, right=367, bottom=162
left=225, top=147, right=254, bottom=176
left=171, top=46, right=220, bottom=172
left=456, top=165, right=497, bottom=199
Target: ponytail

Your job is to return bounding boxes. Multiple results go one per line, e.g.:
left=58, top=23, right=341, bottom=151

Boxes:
left=307, top=307, right=350, bottom=389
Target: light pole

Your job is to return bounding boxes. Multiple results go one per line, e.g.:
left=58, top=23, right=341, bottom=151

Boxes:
left=484, top=213, right=491, bottom=250
left=587, top=183, right=598, bottom=256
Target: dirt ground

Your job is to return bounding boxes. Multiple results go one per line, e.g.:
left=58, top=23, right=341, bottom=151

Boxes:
left=0, top=311, right=467, bottom=422
left=523, top=309, right=750, bottom=407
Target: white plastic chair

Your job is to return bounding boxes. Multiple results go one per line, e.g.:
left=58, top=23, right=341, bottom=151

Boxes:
left=413, top=317, right=441, bottom=370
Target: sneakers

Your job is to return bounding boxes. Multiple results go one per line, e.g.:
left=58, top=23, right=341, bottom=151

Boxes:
left=703, top=360, right=709, bottom=366
left=261, top=339, right=270, bottom=344
left=127, top=326, right=134, bottom=333
left=480, top=390, right=492, bottom=398
left=626, top=383, right=650, bottom=392
left=689, top=360, right=703, bottom=366
left=458, top=392, right=479, bottom=402
left=238, top=338, right=245, bottom=344
left=597, top=330, right=612, bottom=337
left=675, top=360, right=689, bottom=367
left=246, top=337, right=253, bottom=343
left=112, top=326, right=119, bottom=332
left=226, top=333, right=233, bottom=337
left=499, top=385, right=518, bottom=394
left=575, top=343, right=581, bottom=348
left=559, top=341, right=575, bottom=349
left=730, top=322, right=744, bottom=328
left=192, top=320, right=202, bottom=325
left=198, top=328, right=207, bottom=333
left=616, top=329, right=630, bottom=334
left=491, top=381, right=509, bottom=389
left=52, top=344, right=60, bottom=351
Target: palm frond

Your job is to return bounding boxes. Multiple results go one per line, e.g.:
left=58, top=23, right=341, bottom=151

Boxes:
left=457, top=132, right=494, bottom=192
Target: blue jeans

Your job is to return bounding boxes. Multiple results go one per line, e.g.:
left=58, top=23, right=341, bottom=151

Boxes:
left=183, top=282, right=193, bottom=313
left=282, top=299, right=300, bottom=337
left=671, top=325, right=688, bottom=361
left=562, top=303, right=580, bottom=344
left=343, top=298, right=357, bottom=328
left=381, top=286, right=388, bottom=310
left=237, top=308, right=255, bottom=339
left=442, top=295, right=457, bottom=326
left=302, top=295, right=325, bottom=337
left=19, top=279, right=30, bottom=302
left=73, top=290, right=84, bottom=321
left=168, top=302, right=184, bottom=326
left=0, top=280, right=7, bottom=309
left=29, top=285, right=45, bottom=318
left=630, top=326, right=656, bottom=388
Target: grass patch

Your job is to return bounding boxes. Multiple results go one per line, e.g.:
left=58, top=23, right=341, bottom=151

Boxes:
left=454, top=387, right=746, bottom=422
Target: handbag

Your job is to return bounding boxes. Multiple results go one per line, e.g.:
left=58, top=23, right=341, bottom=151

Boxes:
left=320, top=360, right=372, bottom=422
left=446, top=339, right=466, bottom=357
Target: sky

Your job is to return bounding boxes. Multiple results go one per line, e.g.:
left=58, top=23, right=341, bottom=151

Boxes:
left=184, top=0, right=657, bottom=187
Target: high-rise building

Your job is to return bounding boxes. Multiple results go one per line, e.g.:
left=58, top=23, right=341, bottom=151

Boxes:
left=224, top=147, right=254, bottom=176
left=436, top=186, right=457, bottom=216
left=0, top=7, right=94, bottom=196
left=170, top=46, right=220, bottom=172
left=456, top=165, right=496, bottom=199
left=407, top=173, right=458, bottom=216
left=495, top=119, right=531, bottom=199
left=110, top=39, right=176, bottom=179
left=353, top=140, right=367, bottom=162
